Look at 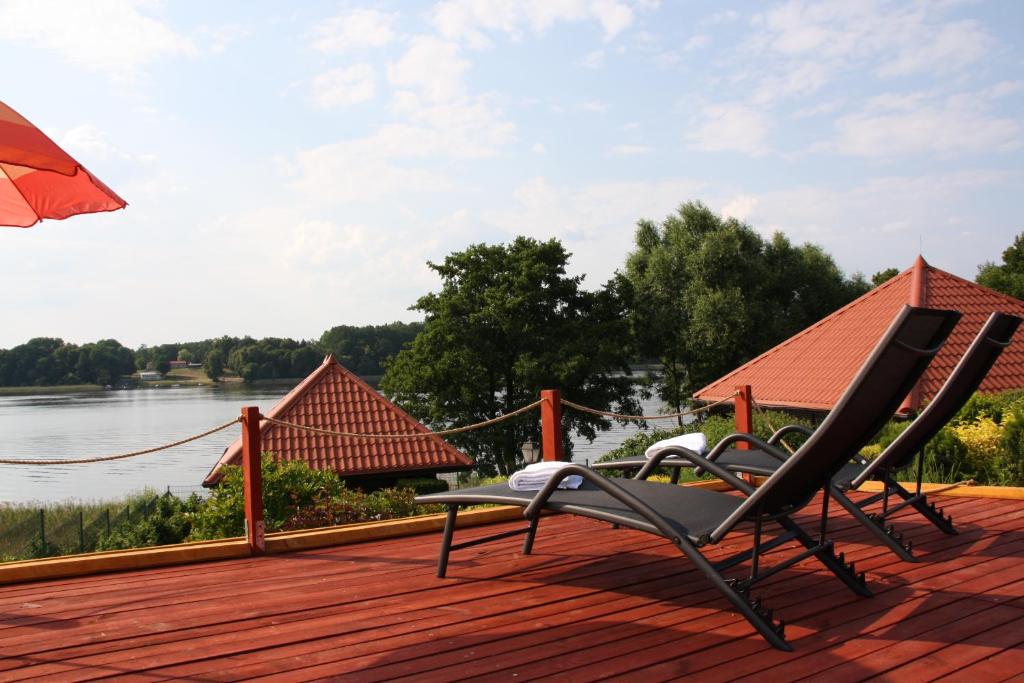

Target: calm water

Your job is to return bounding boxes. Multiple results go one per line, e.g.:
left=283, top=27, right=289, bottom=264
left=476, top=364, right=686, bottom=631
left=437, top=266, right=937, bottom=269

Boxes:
left=0, top=385, right=291, bottom=504
left=0, top=385, right=669, bottom=504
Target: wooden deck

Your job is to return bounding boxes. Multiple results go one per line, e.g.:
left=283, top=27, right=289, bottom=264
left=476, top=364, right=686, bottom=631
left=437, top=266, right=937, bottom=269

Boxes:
left=1, top=491, right=1023, bottom=681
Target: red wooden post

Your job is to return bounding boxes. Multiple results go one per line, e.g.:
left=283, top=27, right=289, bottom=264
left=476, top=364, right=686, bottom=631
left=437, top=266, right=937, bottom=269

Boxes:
left=735, top=385, right=753, bottom=452
left=540, top=389, right=565, bottom=462
left=241, top=406, right=265, bottom=556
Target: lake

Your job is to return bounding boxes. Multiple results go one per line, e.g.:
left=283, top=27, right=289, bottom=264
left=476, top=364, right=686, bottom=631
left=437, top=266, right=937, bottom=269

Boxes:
left=0, top=384, right=669, bottom=504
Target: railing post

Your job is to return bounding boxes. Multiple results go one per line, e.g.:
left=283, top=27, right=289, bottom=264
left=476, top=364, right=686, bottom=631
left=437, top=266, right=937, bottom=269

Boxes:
left=241, top=406, right=265, bottom=556
left=735, top=385, right=753, bottom=451
left=540, top=389, right=565, bottom=462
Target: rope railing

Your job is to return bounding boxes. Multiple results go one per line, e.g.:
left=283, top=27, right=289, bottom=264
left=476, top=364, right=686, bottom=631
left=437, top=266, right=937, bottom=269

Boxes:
left=560, top=391, right=740, bottom=422
left=259, top=399, right=544, bottom=439
left=0, top=417, right=242, bottom=466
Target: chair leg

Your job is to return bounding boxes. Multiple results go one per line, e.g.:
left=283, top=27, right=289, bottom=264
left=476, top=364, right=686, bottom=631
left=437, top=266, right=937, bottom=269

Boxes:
left=776, top=516, right=872, bottom=597
left=523, top=516, right=539, bottom=555
left=889, top=478, right=957, bottom=535
left=832, top=486, right=917, bottom=562
left=437, top=505, right=459, bottom=578
left=672, top=537, right=792, bottom=651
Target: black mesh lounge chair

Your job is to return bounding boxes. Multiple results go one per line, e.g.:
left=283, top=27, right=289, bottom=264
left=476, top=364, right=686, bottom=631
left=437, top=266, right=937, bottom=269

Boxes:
left=595, top=311, right=1020, bottom=562
left=416, top=306, right=960, bottom=651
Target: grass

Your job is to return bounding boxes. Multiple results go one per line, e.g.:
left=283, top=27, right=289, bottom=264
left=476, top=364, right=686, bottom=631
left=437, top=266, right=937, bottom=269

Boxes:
left=0, top=384, right=104, bottom=396
left=0, top=491, right=163, bottom=561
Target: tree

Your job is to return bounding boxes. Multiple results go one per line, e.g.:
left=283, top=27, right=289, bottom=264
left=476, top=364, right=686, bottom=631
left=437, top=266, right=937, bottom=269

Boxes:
left=380, top=237, right=640, bottom=476
left=177, top=348, right=194, bottom=363
left=977, top=232, right=1024, bottom=299
left=625, top=201, right=868, bottom=410
left=871, top=267, right=900, bottom=287
left=203, top=348, right=225, bottom=382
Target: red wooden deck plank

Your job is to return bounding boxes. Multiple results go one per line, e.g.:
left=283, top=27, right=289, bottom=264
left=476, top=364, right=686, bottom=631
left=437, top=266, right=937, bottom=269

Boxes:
left=149, top=497, right=1024, bottom=683
left=0, top=492, right=1018, bottom=682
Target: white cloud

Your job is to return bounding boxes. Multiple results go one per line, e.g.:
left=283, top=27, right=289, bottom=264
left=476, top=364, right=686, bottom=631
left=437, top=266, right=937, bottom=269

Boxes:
left=311, top=64, right=376, bottom=109
left=688, top=103, right=771, bottom=156
left=709, top=170, right=1020, bottom=279
left=387, top=36, right=469, bottom=102
left=481, top=175, right=706, bottom=279
left=755, top=1, right=990, bottom=77
left=829, top=91, right=1022, bottom=157
left=59, top=125, right=117, bottom=160
left=531, top=142, right=547, bottom=154
left=431, top=0, right=640, bottom=47
left=578, top=100, right=608, bottom=113
left=0, top=0, right=196, bottom=79
left=578, top=49, right=605, bottom=68
left=310, top=8, right=398, bottom=53
left=878, top=20, right=988, bottom=78
left=720, top=194, right=758, bottom=222
left=684, top=34, right=711, bottom=51
left=608, top=144, right=651, bottom=156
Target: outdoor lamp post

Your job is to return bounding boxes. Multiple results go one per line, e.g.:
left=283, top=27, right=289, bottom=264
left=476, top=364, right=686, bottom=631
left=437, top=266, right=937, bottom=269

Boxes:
left=520, top=441, right=541, bottom=464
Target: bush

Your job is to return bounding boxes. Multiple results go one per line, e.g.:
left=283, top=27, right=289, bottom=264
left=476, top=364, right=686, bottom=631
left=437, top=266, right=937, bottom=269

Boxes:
left=280, top=487, right=440, bottom=531
left=189, top=455, right=344, bottom=540
left=395, top=477, right=449, bottom=495
left=96, top=493, right=201, bottom=551
left=999, top=406, right=1024, bottom=486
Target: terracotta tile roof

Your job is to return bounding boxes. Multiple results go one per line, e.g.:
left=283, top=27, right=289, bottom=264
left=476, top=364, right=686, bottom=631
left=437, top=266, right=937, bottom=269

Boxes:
left=203, top=355, right=471, bottom=486
left=693, top=256, right=1024, bottom=414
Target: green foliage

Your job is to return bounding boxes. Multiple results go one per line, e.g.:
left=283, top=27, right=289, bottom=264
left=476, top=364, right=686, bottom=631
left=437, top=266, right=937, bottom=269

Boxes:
left=977, top=232, right=1024, bottom=299
left=96, top=493, right=201, bottom=551
left=871, top=267, right=900, bottom=287
left=394, top=477, right=449, bottom=495
left=203, top=348, right=226, bottom=382
left=381, top=236, right=640, bottom=476
left=226, top=338, right=321, bottom=383
left=953, top=389, right=1024, bottom=426
left=0, top=337, right=135, bottom=387
left=999, top=406, right=1024, bottom=486
left=319, top=322, right=423, bottom=376
left=189, top=456, right=345, bottom=540
left=624, top=202, right=868, bottom=411
left=281, top=487, right=439, bottom=530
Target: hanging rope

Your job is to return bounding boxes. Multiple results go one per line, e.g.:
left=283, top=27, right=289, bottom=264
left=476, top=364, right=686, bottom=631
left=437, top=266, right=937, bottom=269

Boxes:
left=0, top=417, right=242, bottom=466
left=260, top=399, right=543, bottom=439
left=561, top=391, right=740, bottom=422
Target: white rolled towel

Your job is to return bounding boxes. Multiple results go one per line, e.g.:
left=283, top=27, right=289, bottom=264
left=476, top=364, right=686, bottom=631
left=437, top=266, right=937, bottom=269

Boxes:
left=645, top=432, right=708, bottom=458
left=508, top=461, right=583, bottom=491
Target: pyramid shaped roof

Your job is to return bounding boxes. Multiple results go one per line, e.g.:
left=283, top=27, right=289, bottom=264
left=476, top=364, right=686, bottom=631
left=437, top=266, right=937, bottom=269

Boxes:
left=693, top=256, right=1024, bottom=414
left=203, top=355, right=471, bottom=485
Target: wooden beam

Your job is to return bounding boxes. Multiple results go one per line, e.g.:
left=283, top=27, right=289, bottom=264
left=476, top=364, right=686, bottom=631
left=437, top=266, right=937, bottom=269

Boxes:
left=540, top=389, right=565, bottom=462
left=241, top=405, right=266, bottom=556
left=735, top=385, right=753, bottom=451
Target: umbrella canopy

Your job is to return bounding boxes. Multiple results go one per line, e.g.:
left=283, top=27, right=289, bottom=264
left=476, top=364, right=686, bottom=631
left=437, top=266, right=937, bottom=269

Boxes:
left=0, top=101, right=126, bottom=228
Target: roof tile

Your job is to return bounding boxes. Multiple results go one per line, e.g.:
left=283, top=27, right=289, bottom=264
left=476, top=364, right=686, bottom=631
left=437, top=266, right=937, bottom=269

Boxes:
left=693, top=257, right=1024, bottom=413
left=203, top=356, right=471, bottom=485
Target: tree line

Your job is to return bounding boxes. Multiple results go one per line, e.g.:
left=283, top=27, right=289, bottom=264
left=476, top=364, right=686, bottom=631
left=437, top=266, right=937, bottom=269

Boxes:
left=0, top=322, right=423, bottom=388
left=380, top=202, right=1024, bottom=475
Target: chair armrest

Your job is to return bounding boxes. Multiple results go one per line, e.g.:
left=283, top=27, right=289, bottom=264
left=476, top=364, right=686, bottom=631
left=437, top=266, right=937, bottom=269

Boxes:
left=767, top=424, right=814, bottom=446
left=704, top=432, right=791, bottom=466
left=638, top=446, right=755, bottom=496
left=522, top=465, right=682, bottom=541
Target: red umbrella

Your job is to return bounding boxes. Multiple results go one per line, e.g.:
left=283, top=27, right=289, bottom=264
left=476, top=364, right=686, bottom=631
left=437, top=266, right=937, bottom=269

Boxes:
left=0, top=100, right=126, bottom=228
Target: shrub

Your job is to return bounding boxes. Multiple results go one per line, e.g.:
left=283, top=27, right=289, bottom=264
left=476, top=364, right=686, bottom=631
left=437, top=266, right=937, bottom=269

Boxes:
left=96, top=493, right=201, bottom=551
left=189, top=455, right=344, bottom=540
left=395, top=477, right=449, bottom=495
left=999, top=406, right=1024, bottom=486
left=280, top=487, right=443, bottom=531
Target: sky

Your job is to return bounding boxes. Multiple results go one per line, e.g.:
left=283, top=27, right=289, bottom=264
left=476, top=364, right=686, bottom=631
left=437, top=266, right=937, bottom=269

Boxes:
left=0, top=0, right=1022, bottom=350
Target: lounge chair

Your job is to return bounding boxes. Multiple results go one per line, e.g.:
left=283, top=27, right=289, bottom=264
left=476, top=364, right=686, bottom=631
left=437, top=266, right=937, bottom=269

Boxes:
left=416, top=305, right=960, bottom=651
left=597, top=311, right=1020, bottom=562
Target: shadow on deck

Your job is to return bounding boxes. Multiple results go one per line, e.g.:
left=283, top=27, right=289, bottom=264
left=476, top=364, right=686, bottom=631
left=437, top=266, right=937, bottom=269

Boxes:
left=0, top=491, right=1022, bottom=681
